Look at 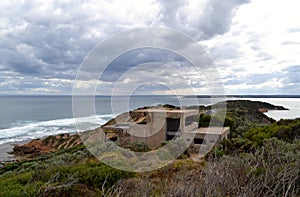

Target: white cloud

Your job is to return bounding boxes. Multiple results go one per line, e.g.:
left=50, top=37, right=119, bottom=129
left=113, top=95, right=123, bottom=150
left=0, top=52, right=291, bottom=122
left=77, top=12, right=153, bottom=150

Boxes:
left=201, top=0, right=300, bottom=94
left=0, top=0, right=299, bottom=95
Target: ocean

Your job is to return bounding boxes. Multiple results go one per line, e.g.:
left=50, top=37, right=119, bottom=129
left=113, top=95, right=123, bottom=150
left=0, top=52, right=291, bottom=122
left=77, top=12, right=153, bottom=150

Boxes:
left=0, top=95, right=299, bottom=145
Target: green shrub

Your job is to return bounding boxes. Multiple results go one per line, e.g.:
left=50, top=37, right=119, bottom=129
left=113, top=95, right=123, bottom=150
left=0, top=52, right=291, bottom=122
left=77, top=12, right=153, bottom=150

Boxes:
left=124, top=141, right=151, bottom=152
left=199, top=114, right=211, bottom=127
left=157, top=149, right=174, bottom=160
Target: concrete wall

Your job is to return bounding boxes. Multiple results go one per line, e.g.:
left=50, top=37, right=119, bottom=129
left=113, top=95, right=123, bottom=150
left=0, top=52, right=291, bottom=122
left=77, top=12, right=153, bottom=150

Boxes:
left=128, top=110, right=200, bottom=148
left=129, top=112, right=167, bottom=148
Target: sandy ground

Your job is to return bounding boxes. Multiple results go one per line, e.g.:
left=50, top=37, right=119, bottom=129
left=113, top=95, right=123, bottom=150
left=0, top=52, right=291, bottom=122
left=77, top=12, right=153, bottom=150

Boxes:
left=0, top=140, right=29, bottom=164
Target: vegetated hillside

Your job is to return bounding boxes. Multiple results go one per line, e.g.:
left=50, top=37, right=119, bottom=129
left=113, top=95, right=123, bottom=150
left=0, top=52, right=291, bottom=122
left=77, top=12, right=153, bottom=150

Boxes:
left=0, top=145, right=134, bottom=196
left=105, top=138, right=300, bottom=196
left=196, top=100, right=287, bottom=138
left=224, top=99, right=287, bottom=110
left=217, top=100, right=287, bottom=135
left=1, top=100, right=299, bottom=196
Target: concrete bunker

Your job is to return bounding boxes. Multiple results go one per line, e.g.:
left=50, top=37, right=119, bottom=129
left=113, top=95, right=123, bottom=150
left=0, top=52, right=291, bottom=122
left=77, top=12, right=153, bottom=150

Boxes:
left=102, top=108, right=230, bottom=159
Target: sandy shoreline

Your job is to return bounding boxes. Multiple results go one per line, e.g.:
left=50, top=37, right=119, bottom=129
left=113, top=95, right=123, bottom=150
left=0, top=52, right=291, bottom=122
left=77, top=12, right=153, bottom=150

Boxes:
left=0, top=140, right=30, bottom=163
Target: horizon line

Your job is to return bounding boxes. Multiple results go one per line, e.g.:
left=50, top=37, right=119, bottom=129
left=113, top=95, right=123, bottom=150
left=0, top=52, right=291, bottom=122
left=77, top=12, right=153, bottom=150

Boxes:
left=1, top=94, right=300, bottom=98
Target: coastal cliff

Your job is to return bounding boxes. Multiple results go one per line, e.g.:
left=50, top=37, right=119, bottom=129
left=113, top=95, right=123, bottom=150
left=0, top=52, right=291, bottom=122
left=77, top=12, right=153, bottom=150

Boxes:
left=13, top=133, right=82, bottom=159
left=0, top=100, right=299, bottom=196
left=10, top=100, right=287, bottom=159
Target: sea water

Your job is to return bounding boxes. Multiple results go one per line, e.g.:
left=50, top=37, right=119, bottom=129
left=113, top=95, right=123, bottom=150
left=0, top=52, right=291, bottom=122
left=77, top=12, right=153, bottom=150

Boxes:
left=0, top=95, right=299, bottom=145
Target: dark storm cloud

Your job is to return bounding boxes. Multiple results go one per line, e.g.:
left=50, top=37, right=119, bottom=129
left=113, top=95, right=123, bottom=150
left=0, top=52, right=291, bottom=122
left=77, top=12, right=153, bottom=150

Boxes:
left=0, top=1, right=103, bottom=80
left=100, top=48, right=190, bottom=82
left=158, top=0, right=250, bottom=40
left=0, top=0, right=253, bottom=94
left=0, top=0, right=249, bottom=79
left=196, top=0, right=250, bottom=39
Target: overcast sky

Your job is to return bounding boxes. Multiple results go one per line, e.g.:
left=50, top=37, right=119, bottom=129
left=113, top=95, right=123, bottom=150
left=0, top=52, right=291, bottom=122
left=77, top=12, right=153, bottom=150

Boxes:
left=0, top=0, right=299, bottom=95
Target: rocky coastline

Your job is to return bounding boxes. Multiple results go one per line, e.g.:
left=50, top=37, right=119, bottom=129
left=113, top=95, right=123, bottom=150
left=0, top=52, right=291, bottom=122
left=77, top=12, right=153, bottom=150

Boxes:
left=1, top=100, right=288, bottom=163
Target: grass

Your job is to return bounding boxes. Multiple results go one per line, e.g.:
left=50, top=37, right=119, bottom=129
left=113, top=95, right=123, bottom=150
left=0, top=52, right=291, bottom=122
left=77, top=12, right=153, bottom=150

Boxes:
left=0, top=145, right=134, bottom=196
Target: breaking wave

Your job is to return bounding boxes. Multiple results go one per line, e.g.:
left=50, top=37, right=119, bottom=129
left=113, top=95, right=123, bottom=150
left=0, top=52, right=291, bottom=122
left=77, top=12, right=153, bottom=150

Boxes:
left=0, top=114, right=114, bottom=145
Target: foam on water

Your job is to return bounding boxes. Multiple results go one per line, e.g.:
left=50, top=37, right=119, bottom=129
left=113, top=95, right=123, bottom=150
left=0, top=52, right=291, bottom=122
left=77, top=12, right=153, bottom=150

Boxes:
left=0, top=96, right=300, bottom=146
left=0, top=114, right=114, bottom=145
